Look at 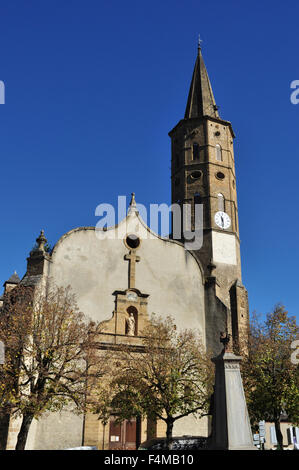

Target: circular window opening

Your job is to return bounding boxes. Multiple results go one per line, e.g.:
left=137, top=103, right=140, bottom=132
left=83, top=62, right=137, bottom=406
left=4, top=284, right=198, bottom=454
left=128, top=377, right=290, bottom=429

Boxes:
left=126, top=234, right=140, bottom=249
left=190, top=171, right=202, bottom=180
left=216, top=172, right=225, bottom=180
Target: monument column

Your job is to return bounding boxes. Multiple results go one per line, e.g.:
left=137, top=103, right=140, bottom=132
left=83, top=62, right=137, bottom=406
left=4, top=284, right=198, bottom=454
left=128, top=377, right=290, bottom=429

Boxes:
left=211, top=332, right=255, bottom=450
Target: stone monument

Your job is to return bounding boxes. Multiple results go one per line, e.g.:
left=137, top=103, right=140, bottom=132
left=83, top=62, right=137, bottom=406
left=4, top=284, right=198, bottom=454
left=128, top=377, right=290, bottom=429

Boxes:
left=210, top=331, right=255, bottom=450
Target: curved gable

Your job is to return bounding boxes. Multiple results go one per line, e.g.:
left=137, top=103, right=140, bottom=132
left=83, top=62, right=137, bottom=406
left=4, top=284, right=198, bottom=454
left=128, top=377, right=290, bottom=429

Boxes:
left=48, top=211, right=205, bottom=340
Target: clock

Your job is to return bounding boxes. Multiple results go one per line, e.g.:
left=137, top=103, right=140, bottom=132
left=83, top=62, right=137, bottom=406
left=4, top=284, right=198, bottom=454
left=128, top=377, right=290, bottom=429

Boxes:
left=127, top=292, right=137, bottom=301
left=215, top=211, right=231, bottom=230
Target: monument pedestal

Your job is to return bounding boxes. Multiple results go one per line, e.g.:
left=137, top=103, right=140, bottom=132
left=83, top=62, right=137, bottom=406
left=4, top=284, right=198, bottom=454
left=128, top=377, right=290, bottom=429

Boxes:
left=211, top=350, right=256, bottom=450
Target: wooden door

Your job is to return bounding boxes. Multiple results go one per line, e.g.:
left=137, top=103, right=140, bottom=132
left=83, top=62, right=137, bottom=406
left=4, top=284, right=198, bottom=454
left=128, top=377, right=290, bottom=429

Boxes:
left=109, top=419, right=122, bottom=450
left=109, top=418, right=139, bottom=450
left=124, top=420, right=137, bottom=450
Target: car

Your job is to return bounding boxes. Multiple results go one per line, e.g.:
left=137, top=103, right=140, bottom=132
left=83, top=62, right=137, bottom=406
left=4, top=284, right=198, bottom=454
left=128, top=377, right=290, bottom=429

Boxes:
left=138, top=436, right=209, bottom=450
left=64, top=446, right=97, bottom=450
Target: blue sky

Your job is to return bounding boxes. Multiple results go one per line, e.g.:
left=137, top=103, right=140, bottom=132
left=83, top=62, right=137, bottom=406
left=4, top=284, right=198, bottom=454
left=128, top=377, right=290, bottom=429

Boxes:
left=0, top=0, right=298, bottom=321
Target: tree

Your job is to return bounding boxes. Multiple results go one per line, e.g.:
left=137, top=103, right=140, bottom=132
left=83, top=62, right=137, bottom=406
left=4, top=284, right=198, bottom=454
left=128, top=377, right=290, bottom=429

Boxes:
left=93, top=315, right=214, bottom=449
left=242, top=304, right=299, bottom=450
left=0, top=284, right=104, bottom=450
left=0, top=285, right=34, bottom=450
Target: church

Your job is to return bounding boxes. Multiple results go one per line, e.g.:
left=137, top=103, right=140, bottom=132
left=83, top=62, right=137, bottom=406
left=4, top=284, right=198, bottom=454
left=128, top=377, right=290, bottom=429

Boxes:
left=1, top=43, right=249, bottom=450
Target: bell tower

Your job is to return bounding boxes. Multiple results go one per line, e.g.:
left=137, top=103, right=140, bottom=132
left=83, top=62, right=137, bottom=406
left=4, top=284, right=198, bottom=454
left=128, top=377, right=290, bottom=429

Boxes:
left=169, top=42, right=249, bottom=351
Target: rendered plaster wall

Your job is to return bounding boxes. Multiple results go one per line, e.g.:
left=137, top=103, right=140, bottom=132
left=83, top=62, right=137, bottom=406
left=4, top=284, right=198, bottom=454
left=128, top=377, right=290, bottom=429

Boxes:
left=48, top=212, right=205, bottom=339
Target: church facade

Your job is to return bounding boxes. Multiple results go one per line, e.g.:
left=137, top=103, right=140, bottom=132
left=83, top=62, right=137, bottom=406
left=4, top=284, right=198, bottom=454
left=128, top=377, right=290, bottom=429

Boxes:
left=1, top=44, right=249, bottom=450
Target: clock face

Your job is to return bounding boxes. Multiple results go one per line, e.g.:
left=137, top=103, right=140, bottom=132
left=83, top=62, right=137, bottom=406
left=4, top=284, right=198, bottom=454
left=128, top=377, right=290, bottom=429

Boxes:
left=127, top=292, right=137, bottom=301
left=215, top=211, right=231, bottom=230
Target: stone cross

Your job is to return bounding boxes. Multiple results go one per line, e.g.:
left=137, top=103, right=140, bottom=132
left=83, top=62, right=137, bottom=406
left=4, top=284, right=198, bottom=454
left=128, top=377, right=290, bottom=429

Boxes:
left=124, top=250, right=140, bottom=289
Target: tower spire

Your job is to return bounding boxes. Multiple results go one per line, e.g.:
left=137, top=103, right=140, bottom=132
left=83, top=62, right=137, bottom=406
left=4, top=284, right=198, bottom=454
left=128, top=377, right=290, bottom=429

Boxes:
left=184, top=42, right=219, bottom=119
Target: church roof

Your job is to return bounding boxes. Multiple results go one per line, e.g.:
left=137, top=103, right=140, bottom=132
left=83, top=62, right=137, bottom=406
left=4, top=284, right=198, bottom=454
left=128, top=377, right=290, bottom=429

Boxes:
left=184, top=46, right=219, bottom=119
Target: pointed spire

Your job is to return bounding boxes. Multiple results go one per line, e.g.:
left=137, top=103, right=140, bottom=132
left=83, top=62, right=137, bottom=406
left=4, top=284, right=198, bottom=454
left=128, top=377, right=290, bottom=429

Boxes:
left=185, top=40, right=219, bottom=119
left=4, top=271, right=20, bottom=285
left=128, top=192, right=138, bottom=215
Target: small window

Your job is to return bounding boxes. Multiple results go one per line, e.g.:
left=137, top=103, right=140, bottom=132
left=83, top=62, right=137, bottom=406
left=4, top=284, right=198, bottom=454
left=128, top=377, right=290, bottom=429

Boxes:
left=215, top=144, right=222, bottom=161
left=190, top=170, right=202, bottom=180
left=217, top=193, right=225, bottom=212
left=216, top=171, right=225, bottom=180
left=126, top=234, right=140, bottom=249
left=193, top=143, right=200, bottom=160
left=194, top=192, right=202, bottom=205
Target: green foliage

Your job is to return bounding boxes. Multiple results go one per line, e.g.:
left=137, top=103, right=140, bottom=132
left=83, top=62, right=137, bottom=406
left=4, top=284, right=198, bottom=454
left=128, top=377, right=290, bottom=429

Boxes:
left=0, top=283, right=105, bottom=449
left=92, top=314, right=214, bottom=442
left=242, top=304, right=299, bottom=440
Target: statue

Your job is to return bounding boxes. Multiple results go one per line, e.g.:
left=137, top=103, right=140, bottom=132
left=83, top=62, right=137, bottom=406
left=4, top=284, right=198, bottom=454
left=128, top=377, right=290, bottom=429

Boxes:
left=126, top=313, right=136, bottom=336
left=220, top=330, right=231, bottom=351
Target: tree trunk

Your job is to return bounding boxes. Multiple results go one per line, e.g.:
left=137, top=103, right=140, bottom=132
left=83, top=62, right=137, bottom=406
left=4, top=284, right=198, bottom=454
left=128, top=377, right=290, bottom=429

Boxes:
left=274, top=419, right=283, bottom=450
left=0, top=412, right=10, bottom=450
left=166, top=419, right=174, bottom=450
left=15, top=413, right=34, bottom=450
